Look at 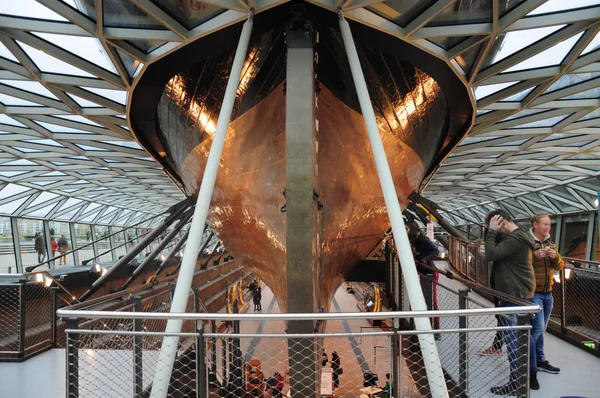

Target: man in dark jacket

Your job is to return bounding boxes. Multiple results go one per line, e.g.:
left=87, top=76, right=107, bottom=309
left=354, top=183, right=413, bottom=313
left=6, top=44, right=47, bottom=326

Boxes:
left=484, top=210, right=539, bottom=394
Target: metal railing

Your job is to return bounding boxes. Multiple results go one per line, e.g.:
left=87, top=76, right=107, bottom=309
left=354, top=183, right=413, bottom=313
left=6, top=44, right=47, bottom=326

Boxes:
left=57, top=304, right=538, bottom=398
left=446, top=235, right=600, bottom=355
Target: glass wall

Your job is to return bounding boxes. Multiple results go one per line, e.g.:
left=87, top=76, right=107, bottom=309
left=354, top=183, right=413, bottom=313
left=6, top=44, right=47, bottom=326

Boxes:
left=111, top=227, right=127, bottom=260
left=0, top=216, right=16, bottom=273
left=560, top=214, right=589, bottom=260
left=17, top=218, right=47, bottom=270
left=94, top=225, right=113, bottom=263
left=592, top=213, right=599, bottom=261
left=74, top=223, right=94, bottom=265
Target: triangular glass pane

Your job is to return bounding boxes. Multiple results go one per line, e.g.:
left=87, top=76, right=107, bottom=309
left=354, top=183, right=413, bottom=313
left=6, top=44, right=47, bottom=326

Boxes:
left=456, top=41, right=485, bottom=74
left=103, top=0, right=164, bottom=28
left=54, top=114, right=103, bottom=127
left=510, top=114, right=569, bottom=128
left=22, top=139, right=64, bottom=147
left=544, top=72, right=600, bottom=94
left=151, top=0, right=224, bottom=29
left=17, top=41, right=94, bottom=77
left=36, top=121, right=93, bottom=134
left=0, top=114, right=27, bottom=127
left=27, top=202, right=59, bottom=218
left=0, top=41, right=19, bottom=62
left=500, top=87, right=535, bottom=102
left=62, top=0, right=97, bottom=20
left=0, top=0, right=68, bottom=21
left=81, top=209, right=101, bottom=222
left=579, top=108, right=600, bottom=121
left=0, top=171, right=28, bottom=177
left=563, top=87, right=600, bottom=99
left=125, top=40, right=166, bottom=53
left=528, top=0, right=600, bottom=16
left=503, top=109, right=548, bottom=121
left=34, top=33, right=117, bottom=74
left=581, top=31, right=600, bottom=55
left=81, top=87, right=127, bottom=104
left=66, top=93, right=103, bottom=108
left=474, top=81, right=519, bottom=100
left=28, top=192, right=59, bottom=207
left=505, top=32, right=584, bottom=72
left=0, top=93, right=42, bottom=106
left=0, top=80, right=59, bottom=100
left=428, top=36, right=469, bottom=51
left=0, top=196, right=29, bottom=215
left=115, top=48, right=141, bottom=76
left=490, top=25, right=564, bottom=65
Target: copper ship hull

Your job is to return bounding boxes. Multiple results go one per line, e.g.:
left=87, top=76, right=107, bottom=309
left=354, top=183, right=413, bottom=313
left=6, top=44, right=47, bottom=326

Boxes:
left=130, top=6, right=472, bottom=310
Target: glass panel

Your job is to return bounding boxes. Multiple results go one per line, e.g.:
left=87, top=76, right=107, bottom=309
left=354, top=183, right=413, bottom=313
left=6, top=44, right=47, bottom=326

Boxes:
left=505, top=33, right=583, bottom=73
left=528, top=0, right=600, bottom=16
left=17, top=218, right=47, bottom=270
left=560, top=214, right=589, bottom=259
left=456, top=41, right=484, bottom=74
left=151, top=0, right=224, bottom=29
left=426, top=3, right=493, bottom=27
left=69, top=0, right=97, bottom=20
left=102, top=0, right=164, bottom=28
left=0, top=217, right=16, bottom=273
left=592, top=212, right=599, bottom=261
left=112, top=227, right=127, bottom=260
left=48, top=221, right=73, bottom=268
left=16, top=41, right=94, bottom=77
left=0, top=0, right=68, bottom=20
left=74, top=223, right=94, bottom=264
left=94, top=225, right=113, bottom=264
left=125, top=39, right=166, bottom=53
left=115, top=48, right=142, bottom=76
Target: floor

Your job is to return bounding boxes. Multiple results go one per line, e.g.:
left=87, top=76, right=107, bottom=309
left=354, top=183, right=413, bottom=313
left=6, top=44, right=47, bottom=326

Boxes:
left=1, top=268, right=599, bottom=398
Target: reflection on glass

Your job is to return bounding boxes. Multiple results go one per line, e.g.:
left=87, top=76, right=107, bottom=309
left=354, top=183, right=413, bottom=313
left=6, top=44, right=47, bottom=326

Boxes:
left=74, top=223, right=94, bottom=265
left=49, top=221, right=73, bottom=268
left=17, top=218, right=46, bottom=270
left=152, top=0, right=224, bottom=29
left=102, top=0, right=164, bottom=28
left=592, top=213, right=599, bottom=261
left=94, top=225, right=113, bottom=264
left=0, top=217, right=16, bottom=273
left=560, top=214, right=589, bottom=259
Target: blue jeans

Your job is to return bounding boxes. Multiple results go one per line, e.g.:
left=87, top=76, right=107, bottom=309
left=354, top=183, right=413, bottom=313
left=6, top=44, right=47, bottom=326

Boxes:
left=498, top=301, right=537, bottom=381
left=531, top=292, right=553, bottom=363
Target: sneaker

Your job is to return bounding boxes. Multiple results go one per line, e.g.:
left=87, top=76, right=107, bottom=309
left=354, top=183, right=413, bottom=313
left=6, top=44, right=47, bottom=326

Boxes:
left=538, top=360, right=560, bottom=374
left=479, top=347, right=502, bottom=356
left=490, top=381, right=517, bottom=395
left=530, top=370, right=540, bottom=390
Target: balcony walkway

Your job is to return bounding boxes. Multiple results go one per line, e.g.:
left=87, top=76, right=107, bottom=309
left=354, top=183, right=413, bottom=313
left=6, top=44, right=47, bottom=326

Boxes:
left=1, top=264, right=599, bottom=398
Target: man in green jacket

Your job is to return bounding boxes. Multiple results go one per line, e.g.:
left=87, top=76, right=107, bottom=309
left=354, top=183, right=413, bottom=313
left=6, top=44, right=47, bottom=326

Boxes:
left=484, top=209, right=539, bottom=395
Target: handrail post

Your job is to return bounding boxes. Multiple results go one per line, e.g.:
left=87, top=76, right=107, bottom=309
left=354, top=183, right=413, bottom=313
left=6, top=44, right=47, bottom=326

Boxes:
left=51, top=286, right=58, bottom=347
left=150, top=13, right=254, bottom=398
left=196, top=325, right=206, bottom=398
left=515, top=314, right=532, bottom=398
left=18, top=280, right=26, bottom=358
left=458, top=288, right=470, bottom=395
left=392, top=318, right=400, bottom=398
left=559, top=268, right=567, bottom=334
left=132, top=296, right=143, bottom=398
left=65, top=318, right=79, bottom=398
left=426, top=274, right=435, bottom=311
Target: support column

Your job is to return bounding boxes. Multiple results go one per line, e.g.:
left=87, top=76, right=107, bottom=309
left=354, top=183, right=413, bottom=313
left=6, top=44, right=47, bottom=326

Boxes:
left=339, top=14, right=448, bottom=398
left=285, top=23, right=317, bottom=397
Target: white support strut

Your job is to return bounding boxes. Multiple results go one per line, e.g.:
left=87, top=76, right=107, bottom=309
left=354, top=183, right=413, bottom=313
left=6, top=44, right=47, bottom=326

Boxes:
left=338, top=13, right=449, bottom=398
left=149, top=14, right=254, bottom=398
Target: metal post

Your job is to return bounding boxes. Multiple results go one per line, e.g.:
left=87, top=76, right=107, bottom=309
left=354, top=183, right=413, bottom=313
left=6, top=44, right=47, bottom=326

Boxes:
left=150, top=14, right=253, bottom=398
left=65, top=318, right=79, bottom=398
left=515, top=314, right=532, bottom=398
left=339, top=14, right=447, bottom=397
left=11, top=218, right=23, bottom=273
left=425, top=274, right=434, bottom=311
left=458, top=288, right=470, bottom=395
left=210, top=321, right=217, bottom=381
left=18, top=280, right=26, bottom=357
left=392, top=323, right=400, bottom=398
left=221, top=337, right=227, bottom=384
left=154, top=229, right=191, bottom=277
left=69, top=223, right=79, bottom=266
left=51, top=287, right=58, bottom=347
left=196, top=326, right=206, bottom=398
left=133, top=296, right=143, bottom=398
left=559, top=269, right=567, bottom=334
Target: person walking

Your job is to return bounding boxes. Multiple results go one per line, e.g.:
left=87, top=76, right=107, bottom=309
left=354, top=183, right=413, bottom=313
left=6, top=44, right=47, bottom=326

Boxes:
left=57, top=234, right=70, bottom=265
left=34, top=233, right=46, bottom=263
left=331, top=351, right=341, bottom=389
left=484, top=209, right=539, bottom=394
left=530, top=214, right=563, bottom=374
left=322, top=349, right=328, bottom=367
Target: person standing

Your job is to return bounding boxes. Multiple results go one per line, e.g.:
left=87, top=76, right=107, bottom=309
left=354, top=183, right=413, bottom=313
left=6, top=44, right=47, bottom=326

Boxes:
left=406, top=220, right=440, bottom=329
left=253, top=287, right=262, bottom=312
left=34, top=233, right=46, bottom=263
left=484, top=210, right=539, bottom=394
left=331, top=351, right=341, bottom=389
left=322, top=349, right=328, bottom=367
left=530, top=214, right=563, bottom=374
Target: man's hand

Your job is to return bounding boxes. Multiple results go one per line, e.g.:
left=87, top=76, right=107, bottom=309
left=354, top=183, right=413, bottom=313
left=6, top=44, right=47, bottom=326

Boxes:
left=546, top=248, right=557, bottom=259
left=488, top=215, right=503, bottom=231
left=534, top=249, right=546, bottom=259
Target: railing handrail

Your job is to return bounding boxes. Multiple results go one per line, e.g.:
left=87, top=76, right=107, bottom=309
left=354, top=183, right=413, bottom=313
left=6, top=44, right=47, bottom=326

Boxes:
left=57, top=305, right=541, bottom=321
left=563, top=256, right=600, bottom=267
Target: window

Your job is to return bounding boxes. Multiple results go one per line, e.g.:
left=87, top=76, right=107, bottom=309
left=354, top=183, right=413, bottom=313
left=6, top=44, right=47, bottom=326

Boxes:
left=0, top=217, right=16, bottom=273
left=49, top=221, right=74, bottom=267
left=17, top=218, right=47, bottom=270
left=560, top=214, right=589, bottom=259
left=94, top=225, right=113, bottom=264
left=74, top=223, right=94, bottom=265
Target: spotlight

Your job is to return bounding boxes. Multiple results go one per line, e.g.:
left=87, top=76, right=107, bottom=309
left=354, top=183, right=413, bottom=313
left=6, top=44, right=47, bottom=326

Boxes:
left=93, top=264, right=101, bottom=273
left=35, top=273, right=44, bottom=283
left=565, top=268, right=572, bottom=280
left=44, top=277, right=53, bottom=287
left=160, top=255, right=166, bottom=261
left=178, top=251, right=183, bottom=257
left=553, top=273, right=560, bottom=283
left=101, top=268, right=108, bottom=276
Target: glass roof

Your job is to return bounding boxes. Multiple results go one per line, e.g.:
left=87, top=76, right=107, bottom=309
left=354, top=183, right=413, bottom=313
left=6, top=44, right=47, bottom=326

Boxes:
left=0, top=0, right=598, bottom=224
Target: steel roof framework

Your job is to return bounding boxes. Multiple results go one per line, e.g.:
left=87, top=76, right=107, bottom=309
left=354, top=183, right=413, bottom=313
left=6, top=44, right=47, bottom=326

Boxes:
left=0, top=0, right=598, bottom=225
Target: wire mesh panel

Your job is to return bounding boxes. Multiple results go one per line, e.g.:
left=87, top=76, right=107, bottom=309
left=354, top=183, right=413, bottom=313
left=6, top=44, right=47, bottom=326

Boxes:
left=23, top=282, right=54, bottom=352
left=0, top=284, right=20, bottom=354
